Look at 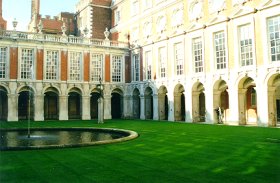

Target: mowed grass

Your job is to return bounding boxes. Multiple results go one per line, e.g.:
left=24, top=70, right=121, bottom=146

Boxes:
left=0, top=120, right=280, bottom=183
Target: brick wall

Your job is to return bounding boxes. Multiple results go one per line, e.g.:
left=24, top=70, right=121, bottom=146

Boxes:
left=9, top=47, right=18, bottom=79
left=92, top=6, right=112, bottom=39
left=60, top=51, right=67, bottom=81
left=84, top=52, right=90, bottom=82
left=36, top=49, right=43, bottom=80
left=105, top=54, right=110, bottom=82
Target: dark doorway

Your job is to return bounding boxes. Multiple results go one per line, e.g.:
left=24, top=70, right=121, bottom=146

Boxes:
left=181, top=94, right=185, bottom=121
left=44, top=92, right=58, bottom=120
left=111, top=93, right=122, bottom=119
left=199, top=92, right=206, bottom=122
left=277, top=100, right=280, bottom=124
left=0, top=89, right=8, bottom=121
left=164, top=95, right=168, bottom=120
left=18, top=91, right=34, bottom=120
left=91, top=93, right=100, bottom=119
left=68, top=92, right=81, bottom=119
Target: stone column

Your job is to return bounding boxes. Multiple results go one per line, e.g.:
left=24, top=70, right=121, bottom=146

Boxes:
left=140, top=95, right=145, bottom=120
left=238, top=89, right=247, bottom=125
left=34, top=94, right=44, bottom=121
left=153, top=94, right=159, bottom=120
left=82, top=95, right=91, bottom=120
left=267, top=87, right=275, bottom=126
left=123, top=95, right=133, bottom=119
left=174, top=93, right=181, bottom=121
left=7, top=94, right=18, bottom=121
left=59, top=95, right=68, bottom=120
left=158, top=94, right=165, bottom=120
left=103, top=94, right=112, bottom=119
left=167, top=92, right=174, bottom=121
left=98, top=98, right=104, bottom=123
left=192, top=91, right=200, bottom=122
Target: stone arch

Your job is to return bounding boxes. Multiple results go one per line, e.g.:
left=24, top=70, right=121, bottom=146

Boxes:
left=0, top=86, right=8, bottom=121
left=111, top=88, right=124, bottom=119
left=174, top=84, right=185, bottom=121
left=144, top=87, right=153, bottom=119
left=44, top=87, right=59, bottom=120
left=192, top=81, right=205, bottom=122
left=267, top=73, right=280, bottom=126
left=213, top=79, right=229, bottom=124
left=68, top=87, right=82, bottom=119
left=238, top=76, right=257, bottom=125
left=158, top=85, right=168, bottom=120
left=18, top=86, right=34, bottom=120
left=43, top=85, right=61, bottom=95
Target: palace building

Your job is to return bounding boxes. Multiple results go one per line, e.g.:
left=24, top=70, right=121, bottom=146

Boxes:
left=0, top=0, right=279, bottom=127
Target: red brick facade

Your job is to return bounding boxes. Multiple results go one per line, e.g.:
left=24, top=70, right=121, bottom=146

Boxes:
left=60, top=51, right=68, bottom=81
left=84, top=52, right=90, bottom=82
left=91, top=6, right=112, bottom=39
left=36, top=49, right=43, bottom=80
left=9, top=47, right=18, bottom=79
left=105, top=54, right=110, bottom=82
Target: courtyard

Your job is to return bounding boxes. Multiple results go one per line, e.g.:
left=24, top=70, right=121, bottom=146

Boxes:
left=0, top=120, right=279, bottom=183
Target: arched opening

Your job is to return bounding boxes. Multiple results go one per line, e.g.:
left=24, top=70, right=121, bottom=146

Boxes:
left=133, top=88, right=140, bottom=119
left=44, top=89, right=59, bottom=120
left=192, top=82, right=205, bottom=122
left=68, top=91, right=81, bottom=119
left=90, top=92, right=100, bottom=119
left=18, top=87, right=34, bottom=120
left=238, top=77, right=257, bottom=125
left=144, top=87, right=153, bottom=119
left=111, top=89, right=123, bottom=119
left=174, top=84, right=185, bottom=121
left=0, top=87, right=8, bottom=121
left=267, top=74, right=280, bottom=126
left=158, top=85, right=168, bottom=120
left=213, top=80, right=229, bottom=124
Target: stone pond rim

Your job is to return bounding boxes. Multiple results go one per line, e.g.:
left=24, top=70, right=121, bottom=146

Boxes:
left=0, top=127, right=139, bottom=151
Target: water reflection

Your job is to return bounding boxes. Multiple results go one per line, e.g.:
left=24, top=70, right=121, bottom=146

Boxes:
left=0, top=129, right=126, bottom=150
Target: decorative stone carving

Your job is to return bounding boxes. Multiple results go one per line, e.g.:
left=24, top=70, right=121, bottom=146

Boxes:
left=209, top=0, right=226, bottom=14
left=189, top=0, right=203, bottom=21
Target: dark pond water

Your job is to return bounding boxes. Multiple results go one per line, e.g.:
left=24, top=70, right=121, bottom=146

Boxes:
left=0, top=128, right=136, bottom=150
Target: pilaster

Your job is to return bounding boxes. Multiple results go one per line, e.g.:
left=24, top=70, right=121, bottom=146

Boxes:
left=34, top=94, right=44, bottom=121
left=82, top=95, right=91, bottom=120
left=103, top=94, right=112, bottom=119
left=7, top=94, right=18, bottom=121
left=59, top=95, right=68, bottom=120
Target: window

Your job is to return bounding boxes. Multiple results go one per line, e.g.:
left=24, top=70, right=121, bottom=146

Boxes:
left=112, top=55, right=122, bottom=82
left=45, top=50, right=59, bottom=80
left=159, top=47, right=167, bottom=78
left=145, top=51, right=152, bottom=80
left=175, top=43, right=184, bottom=75
left=193, top=37, right=203, bottom=73
left=131, top=27, right=139, bottom=44
left=239, top=24, right=253, bottom=66
left=131, top=1, right=139, bottom=16
left=133, top=54, right=140, bottom=81
left=143, top=21, right=152, bottom=38
left=143, top=0, right=152, bottom=9
left=189, top=0, right=203, bottom=21
left=91, top=53, right=103, bottom=82
left=115, top=10, right=121, bottom=25
left=0, top=47, right=7, bottom=79
left=69, top=51, right=82, bottom=81
left=267, top=15, right=280, bottom=62
left=20, top=48, right=34, bottom=79
left=214, top=31, right=227, bottom=70
left=250, top=87, right=257, bottom=108
left=156, top=16, right=166, bottom=33
left=171, top=8, right=183, bottom=28
left=209, top=0, right=225, bottom=14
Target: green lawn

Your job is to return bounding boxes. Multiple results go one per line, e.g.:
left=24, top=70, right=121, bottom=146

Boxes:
left=1, top=120, right=280, bottom=183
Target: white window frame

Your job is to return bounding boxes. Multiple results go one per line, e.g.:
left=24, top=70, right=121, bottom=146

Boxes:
left=174, top=42, right=184, bottom=75
left=44, top=49, right=60, bottom=81
left=132, top=54, right=140, bottom=81
left=131, top=0, right=139, bottom=16
left=0, top=47, right=9, bottom=79
left=267, top=15, right=280, bottom=63
left=111, top=55, right=124, bottom=83
left=68, top=51, right=83, bottom=81
left=19, top=47, right=36, bottom=80
left=114, top=9, right=121, bottom=25
left=192, top=37, right=204, bottom=73
left=159, top=47, right=167, bottom=78
left=143, top=0, right=152, bottom=10
left=209, top=0, right=225, bottom=14
left=90, top=53, right=104, bottom=82
left=145, top=50, right=152, bottom=80
left=214, top=31, right=227, bottom=70
left=238, top=24, right=254, bottom=67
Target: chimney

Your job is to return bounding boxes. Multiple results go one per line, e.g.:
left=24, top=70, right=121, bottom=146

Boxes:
left=45, top=15, right=50, bottom=19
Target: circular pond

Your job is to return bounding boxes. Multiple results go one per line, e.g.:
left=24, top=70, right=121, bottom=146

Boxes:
left=0, top=128, right=138, bottom=151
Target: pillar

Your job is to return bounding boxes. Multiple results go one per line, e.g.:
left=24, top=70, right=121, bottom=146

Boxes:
left=123, top=95, right=133, bottom=119
left=140, top=95, right=145, bottom=119
left=7, top=94, right=18, bottom=121
left=238, top=89, right=247, bottom=125
left=59, top=95, right=68, bottom=120
left=167, top=92, right=174, bottom=121
left=153, top=94, right=159, bottom=120
left=98, top=98, right=104, bottom=123
left=158, top=94, right=166, bottom=120
left=34, top=94, right=44, bottom=121
left=103, top=94, right=112, bottom=119
left=82, top=95, right=91, bottom=120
